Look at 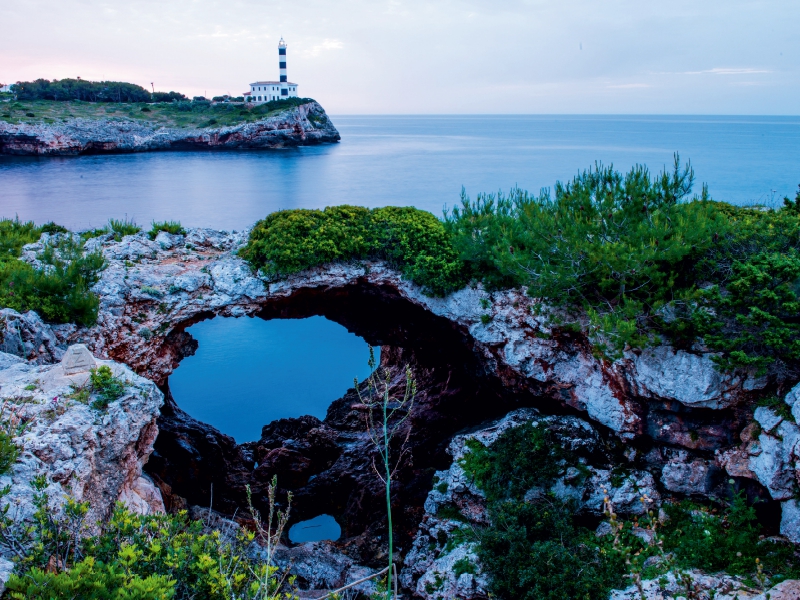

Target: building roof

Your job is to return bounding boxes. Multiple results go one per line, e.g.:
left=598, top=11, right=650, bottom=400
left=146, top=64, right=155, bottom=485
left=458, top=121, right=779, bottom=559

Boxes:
left=249, top=81, right=298, bottom=86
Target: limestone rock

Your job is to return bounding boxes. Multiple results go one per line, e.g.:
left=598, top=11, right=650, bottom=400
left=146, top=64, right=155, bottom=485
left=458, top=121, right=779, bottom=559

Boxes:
left=401, top=408, right=654, bottom=598
left=780, top=498, right=800, bottom=544
left=0, top=102, right=340, bottom=156
left=661, top=451, right=715, bottom=495
left=0, top=308, right=65, bottom=364
left=609, top=569, right=765, bottom=600
left=751, top=579, right=800, bottom=600
left=749, top=416, right=800, bottom=500
left=60, top=343, right=96, bottom=375
left=0, top=355, right=164, bottom=569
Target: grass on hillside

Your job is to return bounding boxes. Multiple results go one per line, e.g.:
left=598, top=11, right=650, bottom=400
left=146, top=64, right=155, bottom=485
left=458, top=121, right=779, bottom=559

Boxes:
left=0, top=97, right=315, bottom=128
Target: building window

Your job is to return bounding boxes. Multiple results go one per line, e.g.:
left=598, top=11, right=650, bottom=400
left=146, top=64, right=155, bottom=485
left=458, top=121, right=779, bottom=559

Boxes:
left=281, top=89, right=288, bottom=96
left=258, top=96, right=262, bottom=101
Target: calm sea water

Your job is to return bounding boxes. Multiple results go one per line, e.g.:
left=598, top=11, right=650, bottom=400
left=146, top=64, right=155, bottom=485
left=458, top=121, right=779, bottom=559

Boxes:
left=3, top=115, right=799, bottom=444
left=2, top=116, right=799, bottom=231
left=169, top=316, right=375, bottom=442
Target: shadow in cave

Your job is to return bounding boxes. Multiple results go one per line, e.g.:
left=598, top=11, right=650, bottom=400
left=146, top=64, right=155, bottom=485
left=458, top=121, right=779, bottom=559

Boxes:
left=144, top=281, right=540, bottom=564
left=143, top=279, right=786, bottom=565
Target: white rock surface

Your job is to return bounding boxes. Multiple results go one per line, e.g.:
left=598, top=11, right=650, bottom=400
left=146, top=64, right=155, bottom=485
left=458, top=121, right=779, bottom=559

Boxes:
left=609, top=569, right=769, bottom=600
left=401, top=408, right=659, bottom=599
left=0, top=344, right=164, bottom=581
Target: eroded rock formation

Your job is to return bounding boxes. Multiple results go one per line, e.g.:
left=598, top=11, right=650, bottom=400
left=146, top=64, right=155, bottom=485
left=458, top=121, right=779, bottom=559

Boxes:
left=0, top=339, right=164, bottom=589
left=4, top=227, right=800, bottom=597
left=0, top=101, right=339, bottom=155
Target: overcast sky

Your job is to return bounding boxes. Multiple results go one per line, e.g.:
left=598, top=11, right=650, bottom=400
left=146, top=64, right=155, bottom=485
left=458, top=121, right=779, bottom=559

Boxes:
left=1, top=0, right=798, bottom=114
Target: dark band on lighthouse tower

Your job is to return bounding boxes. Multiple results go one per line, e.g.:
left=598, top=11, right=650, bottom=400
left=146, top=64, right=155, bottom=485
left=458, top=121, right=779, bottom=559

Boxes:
left=279, top=37, right=288, bottom=96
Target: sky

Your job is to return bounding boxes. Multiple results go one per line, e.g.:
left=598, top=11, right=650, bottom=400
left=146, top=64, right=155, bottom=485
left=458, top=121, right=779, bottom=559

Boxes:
left=1, top=0, right=798, bottom=114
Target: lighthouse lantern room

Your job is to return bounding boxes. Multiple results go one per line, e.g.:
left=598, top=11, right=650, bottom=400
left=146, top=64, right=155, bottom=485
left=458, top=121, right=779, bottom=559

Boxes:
left=244, top=37, right=298, bottom=103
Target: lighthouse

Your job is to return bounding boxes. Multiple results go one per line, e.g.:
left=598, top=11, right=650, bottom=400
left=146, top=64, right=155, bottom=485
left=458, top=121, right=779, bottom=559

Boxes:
left=244, top=37, right=299, bottom=103
left=279, top=37, right=288, bottom=97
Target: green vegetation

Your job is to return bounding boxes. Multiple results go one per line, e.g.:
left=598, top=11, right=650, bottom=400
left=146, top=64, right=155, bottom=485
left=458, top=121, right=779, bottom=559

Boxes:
left=11, top=78, right=161, bottom=103
left=108, top=217, right=142, bottom=239
left=0, top=218, right=104, bottom=325
left=1, top=476, right=297, bottom=600
left=456, top=422, right=800, bottom=600
left=445, top=164, right=800, bottom=375
left=85, top=365, right=129, bottom=410
left=656, top=493, right=800, bottom=581
left=0, top=97, right=318, bottom=129
left=242, top=160, right=800, bottom=376
left=68, top=365, right=130, bottom=410
left=0, top=432, right=18, bottom=476
left=148, top=220, right=185, bottom=240
left=458, top=423, right=626, bottom=600
left=240, top=205, right=464, bottom=296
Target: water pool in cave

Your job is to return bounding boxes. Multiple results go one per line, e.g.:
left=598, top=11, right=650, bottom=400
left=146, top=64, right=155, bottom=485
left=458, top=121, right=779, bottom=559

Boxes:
left=169, top=315, right=376, bottom=442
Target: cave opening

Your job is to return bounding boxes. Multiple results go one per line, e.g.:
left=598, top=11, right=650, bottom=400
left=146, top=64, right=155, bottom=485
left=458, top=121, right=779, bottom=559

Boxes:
left=169, top=315, right=376, bottom=443
left=145, top=281, right=529, bottom=562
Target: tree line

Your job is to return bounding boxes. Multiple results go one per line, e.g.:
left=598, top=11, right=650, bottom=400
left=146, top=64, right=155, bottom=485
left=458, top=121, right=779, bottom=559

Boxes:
left=10, top=78, right=187, bottom=103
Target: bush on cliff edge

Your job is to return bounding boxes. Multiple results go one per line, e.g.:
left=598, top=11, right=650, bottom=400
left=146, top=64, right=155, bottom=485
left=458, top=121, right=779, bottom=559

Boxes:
left=239, top=205, right=466, bottom=296
left=240, top=164, right=800, bottom=378
left=0, top=218, right=104, bottom=326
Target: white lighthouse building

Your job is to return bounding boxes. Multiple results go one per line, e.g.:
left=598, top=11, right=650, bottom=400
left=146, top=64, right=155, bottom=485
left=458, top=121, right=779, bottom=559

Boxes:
left=244, top=38, right=299, bottom=103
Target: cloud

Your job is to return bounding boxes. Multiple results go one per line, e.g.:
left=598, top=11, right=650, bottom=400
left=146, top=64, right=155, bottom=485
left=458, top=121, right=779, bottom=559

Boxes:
left=655, top=67, right=772, bottom=76
left=303, top=39, right=344, bottom=58
left=607, top=83, right=651, bottom=89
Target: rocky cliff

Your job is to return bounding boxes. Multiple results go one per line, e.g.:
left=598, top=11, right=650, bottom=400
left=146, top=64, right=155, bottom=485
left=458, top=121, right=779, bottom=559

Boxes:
left=4, top=227, right=800, bottom=597
left=0, top=334, right=164, bottom=590
left=0, top=101, right=339, bottom=155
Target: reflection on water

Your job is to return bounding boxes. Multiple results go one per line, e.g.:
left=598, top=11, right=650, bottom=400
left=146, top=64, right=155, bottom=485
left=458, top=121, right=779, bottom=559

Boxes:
left=168, top=316, right=375, bottom=443
left=2, top=115, right=798, bottom=231
left=288, top=514, right=342, bottom=544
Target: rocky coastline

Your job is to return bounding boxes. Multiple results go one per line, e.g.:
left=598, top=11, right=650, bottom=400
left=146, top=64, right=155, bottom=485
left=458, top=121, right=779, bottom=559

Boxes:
left=2, top=227, right=800, bottom=597
left=0, top=101, right=339, bottom=155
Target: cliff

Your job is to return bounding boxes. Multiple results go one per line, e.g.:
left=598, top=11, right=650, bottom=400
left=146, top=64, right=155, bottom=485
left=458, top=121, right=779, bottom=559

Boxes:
left=0, top=101, right=339, bottom=155
left=4, top=228, right=800, bottom=597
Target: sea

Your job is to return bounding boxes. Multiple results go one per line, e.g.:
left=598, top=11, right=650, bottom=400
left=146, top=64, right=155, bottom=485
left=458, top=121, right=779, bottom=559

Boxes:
left=2, top=115, right=799, bottom=445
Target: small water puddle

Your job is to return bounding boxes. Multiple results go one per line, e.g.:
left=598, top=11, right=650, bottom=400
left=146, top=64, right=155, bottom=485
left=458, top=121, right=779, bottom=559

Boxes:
left=288, top=514, right=341, bottom=543
left=169, top=316, right=375, bottom=442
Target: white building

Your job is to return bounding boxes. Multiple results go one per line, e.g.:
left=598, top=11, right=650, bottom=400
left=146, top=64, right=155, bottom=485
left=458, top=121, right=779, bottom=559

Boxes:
left=244, top=38, right=298, bottom=103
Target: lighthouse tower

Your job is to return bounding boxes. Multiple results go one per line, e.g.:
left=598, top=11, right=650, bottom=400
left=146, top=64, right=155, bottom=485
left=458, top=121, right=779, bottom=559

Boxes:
left=244, top=37, right=299, bottom=103
left=279, top=37, right=288, bottom=97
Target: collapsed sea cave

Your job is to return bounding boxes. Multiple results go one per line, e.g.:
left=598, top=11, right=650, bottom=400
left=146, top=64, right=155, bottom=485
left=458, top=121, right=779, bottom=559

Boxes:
left=137, top=276, right=782, bottom=580
left=143, top=280, right=543, bottom=565
left=3, top=224, right=797, bottom=597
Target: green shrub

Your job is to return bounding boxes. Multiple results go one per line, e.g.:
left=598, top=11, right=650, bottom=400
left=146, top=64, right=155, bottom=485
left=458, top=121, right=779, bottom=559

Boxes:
left=0, top=432, right=18, bottom=476
left=452, top=557, right=477, bottom=577
left=140, top=286, right=163, bottom=298
left=657, top=494, right=800, bottom=582
left=0, top=230, right=104, bottom=326
left=459, top=422, right=800, bottom=598
left=457, top=423, right=628, bottom=599
left=148, top=220, right=185, bottom=240
left=0, top=218, right=42, bottom=262
left=88, top=365, right=128, bottom=409
left=12, top=78, right=153, bottom=103
left=108, top=217, right=142, bottom=239
left=39, top=222, right=69, bottom=235
left=240, top=205, right=465, bottom=296
left=445, top=156, right=728, bottom=354
left=2, top=478, right=297, bottom=600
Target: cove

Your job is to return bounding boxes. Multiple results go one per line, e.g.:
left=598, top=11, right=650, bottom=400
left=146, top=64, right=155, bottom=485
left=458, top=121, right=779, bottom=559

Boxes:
left=288, top=514, right=342, bottom=544
left=168, top=316, right=375, bottom=442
